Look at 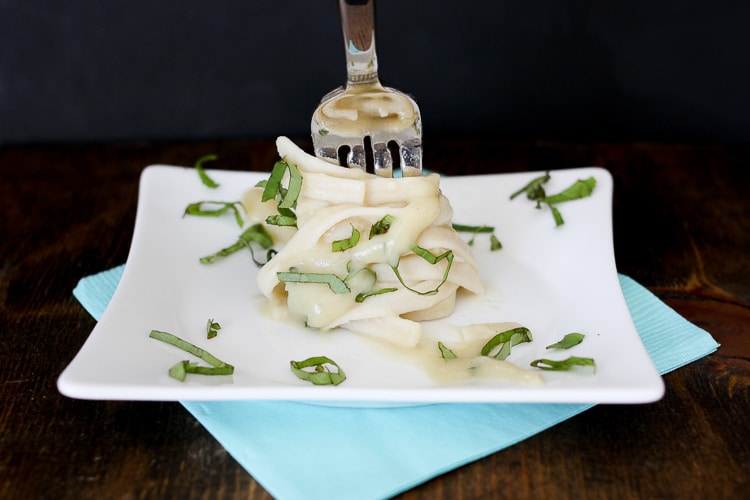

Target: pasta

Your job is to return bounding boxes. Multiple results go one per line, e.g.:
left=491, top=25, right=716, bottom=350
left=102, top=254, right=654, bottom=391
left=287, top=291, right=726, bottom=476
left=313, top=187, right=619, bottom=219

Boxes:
left=246, top=136, right=483, bottom=348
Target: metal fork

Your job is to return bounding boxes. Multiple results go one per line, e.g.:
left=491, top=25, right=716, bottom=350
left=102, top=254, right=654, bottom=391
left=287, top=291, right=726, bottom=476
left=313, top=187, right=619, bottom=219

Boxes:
left=311, top=0, right=422, bottom=177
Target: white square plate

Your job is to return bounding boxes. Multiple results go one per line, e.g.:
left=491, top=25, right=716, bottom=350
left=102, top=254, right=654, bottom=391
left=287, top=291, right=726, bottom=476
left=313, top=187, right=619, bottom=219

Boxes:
left=58, top=164, right=664, bottom=404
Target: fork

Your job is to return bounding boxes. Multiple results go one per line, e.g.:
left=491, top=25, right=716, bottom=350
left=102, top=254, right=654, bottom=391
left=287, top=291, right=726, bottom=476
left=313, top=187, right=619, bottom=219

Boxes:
left=311, top=0, right=422, bottom=177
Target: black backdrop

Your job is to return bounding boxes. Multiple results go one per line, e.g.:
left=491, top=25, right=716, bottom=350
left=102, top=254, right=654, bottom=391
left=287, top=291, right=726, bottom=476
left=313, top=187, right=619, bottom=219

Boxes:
left=2, top=0, right=748, bottom=144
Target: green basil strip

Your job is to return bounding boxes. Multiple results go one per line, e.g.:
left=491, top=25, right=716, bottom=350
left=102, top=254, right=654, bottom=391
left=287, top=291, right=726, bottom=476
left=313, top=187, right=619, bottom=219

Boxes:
left=343, top=266, right=390, bottom=302
left=530, top=356, right=596, bottom=371
left=199, top=223, right=274, bottom=265
left=149, top=330, right=234, bottom=382
left=390, top=246, right=454, bottom=296
left=183, top=201, right=245, bottom=227
left=265, top=214, right=297, bottom=227
left=238, top=246, right=275, bottom=268
left=278, top=161, right=302, bottom=209
left=168, top=361, right=234, bottom=382
left=240, top=223, right=274, bottom=249
left=194, top=154, right=220, bottom=188
left=149, top=330, right=231, bottom=368
left=261, top=160, right=303, bottom=210
left=550, top=205, right=565, bottom=226
left=369, top=214, right=395, bottom=239
left=510, top=172, right=550, bottom=200
left=490, top=234, right=502, bottom=251
left=332, top=225, right=361, bottom=252
left=344, top=265, right=375, bottom=284
left=290, top=356, right=346, bottom=386
left=542, top=177, right=596, bottom=205
left=506, top=333, right=529, bottom=360
left=276, top=205, right=296, bottom=218
left=546, top=332, right=585, bottom=350
left=411, top=245, right=452, bottom=265
left=537, top=177, right=597, bottom=226
left=438, top=342, right=458, bottom=360
left=277, top=270, right=350, bottom=294
left=355, top=287, right=398, bottom=303
left=451, top=223, right=495, bottom=233
left=168, top=361, right=192, bottom=381
left=263, top=249, right=278, bottom=262
left=480, top=327, right=533, bottom=359
left=452, top=223, right=502, bottom=251
left=261, top=161, right=287, bottom=202
left=452, top=224, right=495, bottom=247
left=206, top=318, right=221, bottom=339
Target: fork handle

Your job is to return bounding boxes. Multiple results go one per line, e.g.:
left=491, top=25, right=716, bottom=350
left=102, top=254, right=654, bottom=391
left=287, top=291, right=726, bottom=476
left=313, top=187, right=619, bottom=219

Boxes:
left=339, top=0, right=379, bottom=85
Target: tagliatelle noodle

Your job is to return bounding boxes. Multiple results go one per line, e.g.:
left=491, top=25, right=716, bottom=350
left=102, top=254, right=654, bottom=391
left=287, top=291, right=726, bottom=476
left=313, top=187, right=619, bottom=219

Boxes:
left=249, top=136, right=483, bottom=348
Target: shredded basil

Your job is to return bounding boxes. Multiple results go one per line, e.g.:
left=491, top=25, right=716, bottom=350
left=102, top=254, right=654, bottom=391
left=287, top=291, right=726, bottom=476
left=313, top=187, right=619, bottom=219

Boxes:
left=262, top=160, right=302, bottom=208
left=261, top=160, right=302, bottom=227
left=167, top=361, right=234, bottom=380
left=277, top=269, right=350, bottom=294
left=194, top=154, right=220, bottom=188
left=543, top=177, right=597, bottom=226
left=200, top=223, right=274, bottom=266
left=149, top=329, right=234, bottom=381
left=355, top=287, right=397, bottom=303
left=511, top=173, right=596, bottom=226
left=290, top=356, right=346, bottom=385
left=510, top=172, right=550, bottom=202
left=438, top=342, right=458, bottom=360
left=546, top=332, right=585, bottom=349
left=265, top=214, right=297, bottom=227
left=451, top=223, right=495, bottom=233
left=369, top=214, right=395, bottom=239
left=480, top=326, right=533, bottom=360
left=183, top=201, right=245, bottom=227
left=343, top=266, right=391, bottom=302
left=332, top=225, right=361, bottom=252
left=452, top=222, right=501, bottom=250
left=389, top=245, right=454, bottom=297
left=549, top=205, right=564, bottom=226
left=261, top=161, right=286, bottom=202
left=206, top=319, right=221, bottom=339
left=344, top=265, right=375, bottom=284
left=490, top=234, right=502, bottom=251
left=530, top=356, right=596, bottom=371
left=542, top=177, right=596, bottom=205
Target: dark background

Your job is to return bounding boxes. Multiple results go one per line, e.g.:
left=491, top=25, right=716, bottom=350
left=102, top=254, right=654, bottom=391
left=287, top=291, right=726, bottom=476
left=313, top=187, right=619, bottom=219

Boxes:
left=1, top=0, right=748, bottom=145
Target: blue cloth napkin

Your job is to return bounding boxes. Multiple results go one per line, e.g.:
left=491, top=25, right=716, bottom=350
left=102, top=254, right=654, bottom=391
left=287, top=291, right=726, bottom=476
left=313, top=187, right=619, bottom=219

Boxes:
left=73, top=266, right=719, bottom=500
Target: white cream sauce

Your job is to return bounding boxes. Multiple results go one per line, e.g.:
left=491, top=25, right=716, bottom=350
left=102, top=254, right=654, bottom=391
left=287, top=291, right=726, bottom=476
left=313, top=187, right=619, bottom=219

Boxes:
left=366, top=324, right=546, bottom=386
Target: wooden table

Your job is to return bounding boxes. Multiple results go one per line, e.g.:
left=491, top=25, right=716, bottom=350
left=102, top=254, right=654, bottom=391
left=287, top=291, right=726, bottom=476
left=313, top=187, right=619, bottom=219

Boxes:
left=2, top=138, right=748, bottom=498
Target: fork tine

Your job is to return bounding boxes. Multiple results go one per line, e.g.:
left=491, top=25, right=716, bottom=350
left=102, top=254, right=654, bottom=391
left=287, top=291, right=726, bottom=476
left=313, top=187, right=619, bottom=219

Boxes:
left=346, top=142, right=367, bottom=170
left=315, top=146, right=339, bottom=164
left=372, top=141, right=393, bottom=177
left=399, top=139, right=422, bottom=177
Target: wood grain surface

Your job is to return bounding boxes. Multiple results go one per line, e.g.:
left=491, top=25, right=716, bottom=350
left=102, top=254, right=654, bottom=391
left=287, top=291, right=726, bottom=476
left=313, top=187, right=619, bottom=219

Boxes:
left=1, top=138, right=748, bottom=499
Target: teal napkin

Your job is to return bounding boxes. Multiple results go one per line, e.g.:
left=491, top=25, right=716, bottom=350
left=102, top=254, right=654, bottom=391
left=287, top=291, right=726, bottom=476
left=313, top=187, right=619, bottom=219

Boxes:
left=73, top=266, right=719, bottom=500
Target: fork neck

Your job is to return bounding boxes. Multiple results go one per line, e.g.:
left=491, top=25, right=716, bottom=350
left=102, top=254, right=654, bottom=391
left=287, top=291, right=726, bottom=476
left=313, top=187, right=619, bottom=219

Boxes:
left=339, top=0, right=380, bottom=86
